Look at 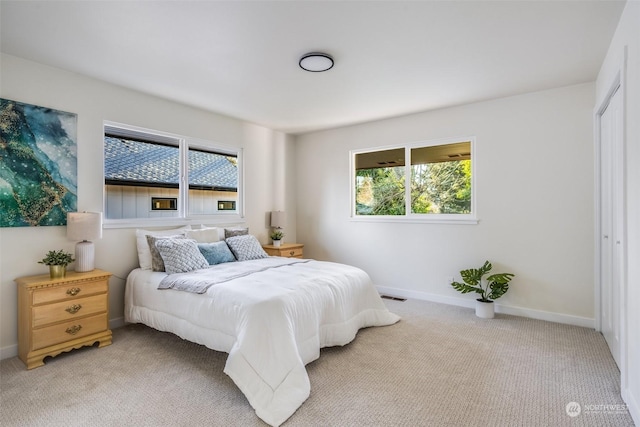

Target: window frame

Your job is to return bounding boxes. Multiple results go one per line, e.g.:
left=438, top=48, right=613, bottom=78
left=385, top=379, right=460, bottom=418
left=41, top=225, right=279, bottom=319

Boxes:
left=350, top=136, right=477, bottom=224
left=103, top=121, right=244, bottom=229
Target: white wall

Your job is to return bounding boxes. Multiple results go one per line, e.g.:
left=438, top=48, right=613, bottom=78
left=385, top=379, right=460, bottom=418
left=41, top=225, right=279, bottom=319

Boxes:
left=296, top=83, right=595, bottom=326
left=596, top=2, right=640, bottom=424
left=0, top=54, right=296, bottom=358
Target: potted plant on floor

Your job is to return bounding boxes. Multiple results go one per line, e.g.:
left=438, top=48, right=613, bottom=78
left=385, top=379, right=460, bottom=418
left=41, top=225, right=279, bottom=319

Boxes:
left=450, top=261, right=514, bottom=319
left=270, top=230, right=284, bottom=247
left=39, top=249, right=75, bottom=279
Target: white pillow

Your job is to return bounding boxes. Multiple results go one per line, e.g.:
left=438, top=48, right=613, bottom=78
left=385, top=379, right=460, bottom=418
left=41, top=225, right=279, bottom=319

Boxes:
left=155, top=238, right=209, bottom=274
left=224, top=227, right=249, bottom=239
left=136, top=225, right=191, bottom=270
left=185, top=227, right=219, bottom=243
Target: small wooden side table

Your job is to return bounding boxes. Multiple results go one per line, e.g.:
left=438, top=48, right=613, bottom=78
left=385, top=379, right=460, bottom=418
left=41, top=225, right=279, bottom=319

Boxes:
left=262, top=243, right=304, bottom=259
left=16, top=269, right=112, bottom=369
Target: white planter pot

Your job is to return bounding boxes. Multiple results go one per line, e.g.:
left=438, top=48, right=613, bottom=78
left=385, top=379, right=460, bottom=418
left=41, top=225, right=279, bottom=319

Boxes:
left=273, top=240, right=281, bottom=247
left=475, top=299, right=495, bottom=319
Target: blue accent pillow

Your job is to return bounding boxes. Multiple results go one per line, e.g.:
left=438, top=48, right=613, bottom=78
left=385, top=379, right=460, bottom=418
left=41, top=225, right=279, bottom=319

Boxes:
left=198, top=241, right=236, bottom=265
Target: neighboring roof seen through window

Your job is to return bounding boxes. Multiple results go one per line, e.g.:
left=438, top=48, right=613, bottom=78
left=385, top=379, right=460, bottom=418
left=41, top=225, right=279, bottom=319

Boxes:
left=104, top=136, right=237, bottom=190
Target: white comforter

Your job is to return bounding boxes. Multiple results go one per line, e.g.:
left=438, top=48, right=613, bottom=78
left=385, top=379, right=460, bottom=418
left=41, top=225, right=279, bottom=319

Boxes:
left=125, top=258, right=400, bottom=426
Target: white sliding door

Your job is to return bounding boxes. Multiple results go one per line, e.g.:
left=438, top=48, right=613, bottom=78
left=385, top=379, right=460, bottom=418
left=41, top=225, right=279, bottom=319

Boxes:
left=598, top=84, right=624, bottom=368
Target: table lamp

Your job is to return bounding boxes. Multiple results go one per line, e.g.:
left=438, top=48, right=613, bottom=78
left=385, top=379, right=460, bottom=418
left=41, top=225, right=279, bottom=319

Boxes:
left=67, top=212, right=102, bottom=272
left=271, top=210, right=285, bottom=230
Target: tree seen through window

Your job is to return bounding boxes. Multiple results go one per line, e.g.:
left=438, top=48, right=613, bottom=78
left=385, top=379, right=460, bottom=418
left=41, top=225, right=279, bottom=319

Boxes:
left=354, top=141, right=472, bottom=217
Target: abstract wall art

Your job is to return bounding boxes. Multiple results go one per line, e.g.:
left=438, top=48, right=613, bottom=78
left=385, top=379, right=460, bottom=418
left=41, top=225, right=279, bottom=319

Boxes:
left=0, top=98, right=77, bottom=227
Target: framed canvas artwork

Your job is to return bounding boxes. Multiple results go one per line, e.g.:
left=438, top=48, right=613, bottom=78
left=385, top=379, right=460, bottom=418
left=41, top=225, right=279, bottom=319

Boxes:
left=0, top=98, right=77, bottom=227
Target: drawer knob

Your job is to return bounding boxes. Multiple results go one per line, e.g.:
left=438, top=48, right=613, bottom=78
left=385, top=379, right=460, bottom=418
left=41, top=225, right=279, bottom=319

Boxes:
left=65, top=304, right=82, bottom=314
left=66, top=287, right=81, bottom=296
left=65, top=325, right=82, bottom=335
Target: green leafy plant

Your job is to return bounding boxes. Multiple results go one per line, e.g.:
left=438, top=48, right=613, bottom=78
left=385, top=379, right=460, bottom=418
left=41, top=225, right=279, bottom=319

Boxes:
left=270, top=230, right=284, bottom=241
left=451, top=261, right=514, bottom=302
left=38, top=249, right=75, bottom=266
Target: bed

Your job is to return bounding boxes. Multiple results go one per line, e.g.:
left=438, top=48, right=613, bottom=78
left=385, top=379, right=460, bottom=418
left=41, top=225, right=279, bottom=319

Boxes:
left=124, top=229, right=400, bottom=427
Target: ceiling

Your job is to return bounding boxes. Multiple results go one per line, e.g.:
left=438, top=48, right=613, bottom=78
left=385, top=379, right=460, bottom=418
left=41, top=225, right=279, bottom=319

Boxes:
left=0, top=1, right=625, bottom=134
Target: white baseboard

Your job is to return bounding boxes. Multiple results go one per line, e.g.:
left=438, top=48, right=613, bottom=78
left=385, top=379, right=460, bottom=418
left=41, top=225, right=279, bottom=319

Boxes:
left=376, top=286, right=595, bottom=328
left=0, top=344, right=18, bottom=361
left=110, top=316, right=126, bottom=329
left=0, top=294, right=597, bottom=361
left=622, top=386, right=640, bottom=426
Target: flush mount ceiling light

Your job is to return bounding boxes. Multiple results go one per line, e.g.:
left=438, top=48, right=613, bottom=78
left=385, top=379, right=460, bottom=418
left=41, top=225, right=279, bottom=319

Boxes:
left=299, top=52, right=334, bottom=72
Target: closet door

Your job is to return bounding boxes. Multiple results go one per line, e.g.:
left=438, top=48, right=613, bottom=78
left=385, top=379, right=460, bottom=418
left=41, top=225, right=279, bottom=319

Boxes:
left=599, top=85, right=623, bottom=368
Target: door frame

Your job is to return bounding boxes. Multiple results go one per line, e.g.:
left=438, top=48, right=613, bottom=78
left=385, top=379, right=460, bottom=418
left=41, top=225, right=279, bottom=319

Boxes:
left=593, top=48, right=627, bottom=389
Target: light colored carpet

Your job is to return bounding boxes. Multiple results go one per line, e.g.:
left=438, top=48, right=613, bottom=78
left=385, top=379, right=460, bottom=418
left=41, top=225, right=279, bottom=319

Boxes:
left=0, top=298, right=634, bottom=426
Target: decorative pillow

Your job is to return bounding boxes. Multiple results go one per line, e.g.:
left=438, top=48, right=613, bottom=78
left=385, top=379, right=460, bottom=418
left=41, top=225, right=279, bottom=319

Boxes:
left=224, top=227, right=249, bottom=239
left=135, top=226, right=191, bottom=270
left=155, top=238, right=209, bottom=274
left=225, top=235, right=268, bottom=261
left=198, top=241, right=236, bottom=265
left=185, top=227, right=219, bottom=243
left=146, top=235, right=186, bottom=272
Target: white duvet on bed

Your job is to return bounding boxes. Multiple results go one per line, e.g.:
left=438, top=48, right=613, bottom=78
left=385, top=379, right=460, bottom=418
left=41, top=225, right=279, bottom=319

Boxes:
left=125, top=258, right=400, bottom=426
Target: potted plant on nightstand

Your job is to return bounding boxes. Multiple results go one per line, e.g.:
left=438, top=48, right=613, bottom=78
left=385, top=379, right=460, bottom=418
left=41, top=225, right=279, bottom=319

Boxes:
left=450, top=261, right=514, bottom=319
left=38, top=249, right=75, bottom=279
left=270, top=230, right=284, bottom=247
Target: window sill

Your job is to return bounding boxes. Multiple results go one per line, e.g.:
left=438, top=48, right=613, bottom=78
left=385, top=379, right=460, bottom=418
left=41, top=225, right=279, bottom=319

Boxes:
left=103, top=214, right=245, bottom=230
left=350, top=215, right=479, bottom=225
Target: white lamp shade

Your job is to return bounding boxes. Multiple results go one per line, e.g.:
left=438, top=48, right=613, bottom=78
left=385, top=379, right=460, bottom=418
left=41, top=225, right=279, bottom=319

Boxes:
left=270, top=211, right=286, bottom=228
left=67, top=212, right=102, bottom=241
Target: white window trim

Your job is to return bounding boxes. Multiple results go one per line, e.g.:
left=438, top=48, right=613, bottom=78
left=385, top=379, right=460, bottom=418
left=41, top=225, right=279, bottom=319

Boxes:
left=103, top=121, right=244, bottom=229
left=350, top=136, right=478, bottom=224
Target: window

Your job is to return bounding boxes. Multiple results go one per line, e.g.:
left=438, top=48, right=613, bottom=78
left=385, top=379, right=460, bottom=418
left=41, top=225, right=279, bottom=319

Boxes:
left=217, top=201, right=236, bottom=211
left=104, top=122, right=242, bottom=223
left=151, top=197, right=177, bottom=211
left=352, top=137, right=475, bottom=222
left=354, top=147, right=406, bottom=216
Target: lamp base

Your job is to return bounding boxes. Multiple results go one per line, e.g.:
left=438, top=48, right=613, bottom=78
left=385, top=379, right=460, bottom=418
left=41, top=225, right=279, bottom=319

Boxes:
left=75, top=240, right=95, bottom=272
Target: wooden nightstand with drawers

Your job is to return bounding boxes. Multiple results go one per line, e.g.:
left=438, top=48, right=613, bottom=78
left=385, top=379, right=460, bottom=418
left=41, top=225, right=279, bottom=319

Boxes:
left=16, top=269, right=112, bottom=369
left=262, top=243, right=304, bottom=259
